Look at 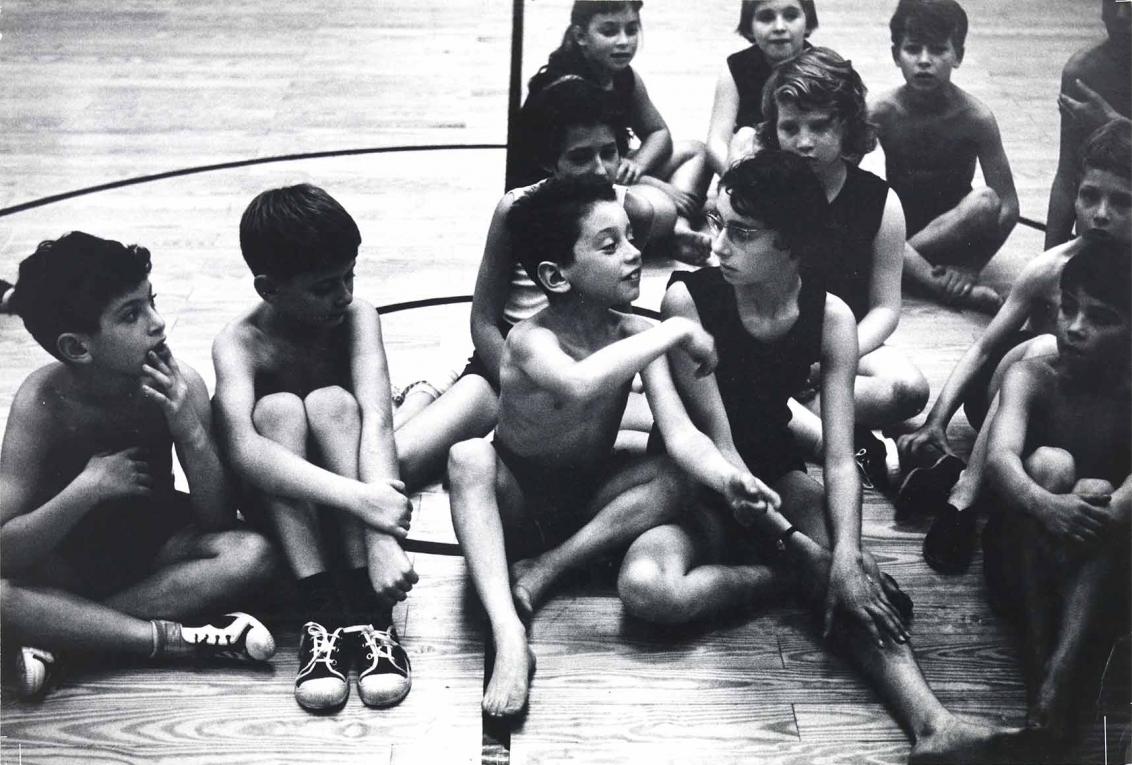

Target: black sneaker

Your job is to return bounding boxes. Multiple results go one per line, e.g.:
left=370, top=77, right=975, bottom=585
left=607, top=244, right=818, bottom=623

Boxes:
left=854, top=427, right=900, bottom=492
left=897, top=453, right=965, bottom=519
left=350, top=625, right=411, bottom=708
left=295, top=622, right=350, bottom=711
left=181, top=612, right=276, bottom=661
left=923, top=504, right=978, bottom=575
left=15, top=646, right=56, bottom=700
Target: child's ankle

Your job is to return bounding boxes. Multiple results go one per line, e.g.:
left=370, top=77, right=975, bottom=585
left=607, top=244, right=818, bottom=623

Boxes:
left=150, top=619, right=186, bottom=658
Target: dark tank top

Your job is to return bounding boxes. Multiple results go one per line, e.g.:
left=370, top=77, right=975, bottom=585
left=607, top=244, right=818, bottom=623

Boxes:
left=670, top=267, right=825, bottom=479
left=824, top=164, right=890, bottom=322
left=727, top=42, right=811, bottom=131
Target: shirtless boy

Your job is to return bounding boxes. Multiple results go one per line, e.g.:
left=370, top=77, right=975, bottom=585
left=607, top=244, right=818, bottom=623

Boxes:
left=212, top=185, right=413, bottom=711
left=871, top=0, right=1018, bottom=312
left=1, top=233, right=276, bottom=699
left=448, top=174, right=777, bottom=717
left=983, top=242, right=1130, bottom=746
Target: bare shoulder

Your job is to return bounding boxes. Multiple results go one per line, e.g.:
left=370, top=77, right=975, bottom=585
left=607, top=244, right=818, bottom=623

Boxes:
left=661, top=280, right=697, bottom=318
left=1062, top=41, right=1106, bottom=81
left=8, top=364, right=69, bottom=434
left=955, top=89, right=1000, bottom=134
left=822, top=292, right=856, bottom=330
left=1018, top=239, right=1078, bottom=290
left=868, top=89, right=902, bottom=125
left=1008, top=353, right=1059, bottom=392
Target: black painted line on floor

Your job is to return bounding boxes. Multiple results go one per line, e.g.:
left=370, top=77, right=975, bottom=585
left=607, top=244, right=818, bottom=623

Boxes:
left=1018, top=215, right=1047, bottom=232
left=0, top=143, right=505, bottom=218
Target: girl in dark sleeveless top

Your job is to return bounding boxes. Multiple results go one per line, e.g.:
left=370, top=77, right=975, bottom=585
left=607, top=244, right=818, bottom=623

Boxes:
left=706, top=1, right=818, bottom=178
left=523, top=2, right=711, bottom=264
left=757, top=47, right=928, bottom=458
left=619, top=150, right=1029, bottom=765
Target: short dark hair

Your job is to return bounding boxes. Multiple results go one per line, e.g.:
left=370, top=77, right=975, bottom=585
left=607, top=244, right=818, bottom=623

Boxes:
left=1060, top=238, right=1131, bottom=316
left=239, top=184, right=361, bottom=281
left=889, top=0, right=968, bottom=57
left=10, top=231, right=152, bottom=361
left=737, top=0, right=819, bottom=42
left=507, top=175, right=618, bottom=296
left=719, top=150, right=832, bottom=267
left=757, top=47, right=876, bottom=163
left=515, top=76, right=619, bottom=183
left=1081, top=119, right=1131, bottom=179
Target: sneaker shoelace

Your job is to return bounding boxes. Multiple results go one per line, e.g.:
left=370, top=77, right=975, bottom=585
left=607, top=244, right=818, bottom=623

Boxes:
left=854, top=447, right=876, bottom=490
left=297, top=623, right=345, bottom=679
left=359, top=628, right=407, bottom=675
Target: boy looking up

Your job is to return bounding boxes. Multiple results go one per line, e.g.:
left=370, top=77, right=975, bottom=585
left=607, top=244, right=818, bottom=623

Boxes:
left=448, top=174, right=777, bottom=718
left=871, top=0, right=1019, bottom=312
left=1, top=233, right=276, bottom=700
left=983, top=243, right=1130, bottom=745
left=212, top=185, right=413, bottom=712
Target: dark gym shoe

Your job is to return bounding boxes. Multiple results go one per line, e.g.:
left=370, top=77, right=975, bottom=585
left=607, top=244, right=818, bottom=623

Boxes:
left=923, top=504, right=978, bottom=575
left=350, top=625, right=412, bottom=708
left=897, top=453, right=965, bottom=519
left=295, top=622, right=350, bottom=711
left=15, top=646, right=56, bottom=700
left=854, top=428, right=900, bottom=492
left=181, top=612, right=276, bottom=661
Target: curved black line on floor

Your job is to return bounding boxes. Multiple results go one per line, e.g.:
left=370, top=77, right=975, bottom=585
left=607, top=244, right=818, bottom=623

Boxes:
left=1018, top=215, right=1047, bottom=233
left=0, top=143, right=506, bottom=218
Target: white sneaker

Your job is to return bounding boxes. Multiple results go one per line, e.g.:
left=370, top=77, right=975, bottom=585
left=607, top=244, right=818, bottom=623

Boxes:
left=15, top=646, right=56, bottom=699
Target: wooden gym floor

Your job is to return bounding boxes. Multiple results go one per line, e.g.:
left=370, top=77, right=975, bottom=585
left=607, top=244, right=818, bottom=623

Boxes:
left=0, top=1, right=1126, bottom=763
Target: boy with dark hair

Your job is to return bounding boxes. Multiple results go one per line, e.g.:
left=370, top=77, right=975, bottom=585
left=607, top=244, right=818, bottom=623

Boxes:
left=982, top=241, right=1130, bottom=745
left=1, top=232, right=277, bottom=700
left=213, top=184, right=413, bottom=712
left=1046, top=0, right=1131, bottom=248
left=898, top=119, right=1130, bottom=573
left=448, top=174, right=778, bottom=718
left=871, top=0, right=1019, bottom=312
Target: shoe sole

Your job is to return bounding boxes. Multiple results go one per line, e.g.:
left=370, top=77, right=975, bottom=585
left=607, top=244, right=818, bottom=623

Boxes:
left=896, top=454, right=964, bottom=518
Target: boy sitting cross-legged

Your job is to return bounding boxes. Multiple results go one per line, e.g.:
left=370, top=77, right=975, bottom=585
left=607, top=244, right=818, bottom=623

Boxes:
left=212, top=185, right=414, bottom=712
left=0, top=233, right=277, bottom=700
left=448, top=174, right=780, bottom=718
left=871, top=0, right=1019, bottom=313
left=982, top=243, right=1131, bottom=747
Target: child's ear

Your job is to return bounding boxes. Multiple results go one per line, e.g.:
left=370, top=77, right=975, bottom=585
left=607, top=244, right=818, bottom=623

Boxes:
left=570, top=24, right=587, bottom=48
left=57, top=333, right=92, bottom=364
left=953, top=46, right=964, bottom=67
left=253, top=274, right=279, bottom=302
left=537, top=261, right=572, bottom=295
left=890, top=45, right=900, bottom=66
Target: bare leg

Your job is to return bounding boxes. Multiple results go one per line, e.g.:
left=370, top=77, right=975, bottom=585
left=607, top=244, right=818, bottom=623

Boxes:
left=509, top=456, right=684, bottom=618
left=1, top=580, right=154, bottom=655
left=908, top=188, right=1008, bottom=271
left=447, top=439, right=531, bottom=717
left=252, top=392, right=328, bottom=579
left=618, top=517, right=785, bottom=624
left=395, top=375, right=498, bottom=490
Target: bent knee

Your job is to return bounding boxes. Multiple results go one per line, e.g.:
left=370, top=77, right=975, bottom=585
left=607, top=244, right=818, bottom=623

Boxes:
left=304, top=385, right=359, bottom=426
left=447, top=439, right=495, bottom=482
left=969, top=187, right=1002, bottom=225
left=252, top=393, right=307, bottom=439
left=618, top=558, right=688, bottom=624
left=213, top=530, right=277, bottom=585
left=885, top=373, right=929, bottom=420
left=1024, top=447, right=1076, bottom=493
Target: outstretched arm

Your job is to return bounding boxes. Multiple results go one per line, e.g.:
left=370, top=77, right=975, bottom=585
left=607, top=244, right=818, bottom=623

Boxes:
left=1046, top=66, right=1087, bottom=248
left=705, top=64, right=740, bottom=178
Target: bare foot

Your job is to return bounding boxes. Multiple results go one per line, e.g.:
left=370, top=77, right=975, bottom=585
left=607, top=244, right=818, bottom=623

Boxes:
left=510, top=557, right=556, bottom=622
left=909, top=717, right=1032, bottom=764
left=671, top=222, right=711, bottom=266
left=959, top=285, right=1004, bottom=315
left=482, top=627, right=535, bottom=718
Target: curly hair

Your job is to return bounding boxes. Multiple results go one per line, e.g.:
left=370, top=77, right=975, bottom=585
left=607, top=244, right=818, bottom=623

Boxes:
left=1081, top=119, right=1131, bottom=179
left=756, top=47, right=876, bottom=164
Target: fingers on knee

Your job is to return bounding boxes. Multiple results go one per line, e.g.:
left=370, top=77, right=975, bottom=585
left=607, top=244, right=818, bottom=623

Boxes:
left=303, top=386, right=359, bottom=428
left=618, top=558, right=681, bottom=622
left=252, top=393, right=307, bottom=439
left=1025, top=447, right=1076, bottom=493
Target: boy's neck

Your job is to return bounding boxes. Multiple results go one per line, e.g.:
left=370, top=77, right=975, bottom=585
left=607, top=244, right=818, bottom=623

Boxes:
left=260, top=303, right=338, bottom=343
left=900, top=80, right=959, bottom=113
left=69, top=365, right=142, bottom=402
left=545, top=294, right=619, bottom=337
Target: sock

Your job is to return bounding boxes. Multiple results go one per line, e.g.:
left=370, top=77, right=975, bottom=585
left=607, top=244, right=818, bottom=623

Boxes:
left=150, top=619, right=190, bottom=658
left=297, top=571, right=347, bottom=630
left=342, top=567, right=393, bottom=630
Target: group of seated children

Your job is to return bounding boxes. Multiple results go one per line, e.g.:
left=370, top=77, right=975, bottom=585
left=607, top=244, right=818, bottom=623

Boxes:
left=0, top=0, right=1128, bottom=761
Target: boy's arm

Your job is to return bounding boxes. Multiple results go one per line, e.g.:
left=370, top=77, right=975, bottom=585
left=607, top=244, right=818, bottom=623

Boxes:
left=509, top=314, right=716, bottom=402
left=898, top=254, right=1050, bottom=460
left=624, top=71, right=674, bottom=183
left=348, top=300, right=419, bottom=602
left=469, top=193, right=517, bottom=388
left=706, top=64, right=740, bottom=177
left=141, top=353, right=235, bottom=531
left=859, top=190, right=905, bottom=356
left=651, top=284, right=781, bottom=516
left=1046, top=63, right=1087, bottom=248
left=0, top=378, right=149, bottom=571
left=211, top=327, right=409, bottom=538
left=974, top=107, right=1020, bottom=234
left=987, top=361, right=1113, bottom=546
left=820, top=295, right=909, bottom=645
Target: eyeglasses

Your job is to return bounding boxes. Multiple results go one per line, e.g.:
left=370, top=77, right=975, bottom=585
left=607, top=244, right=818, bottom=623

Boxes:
left=704, top=211, right=766, bottom=245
